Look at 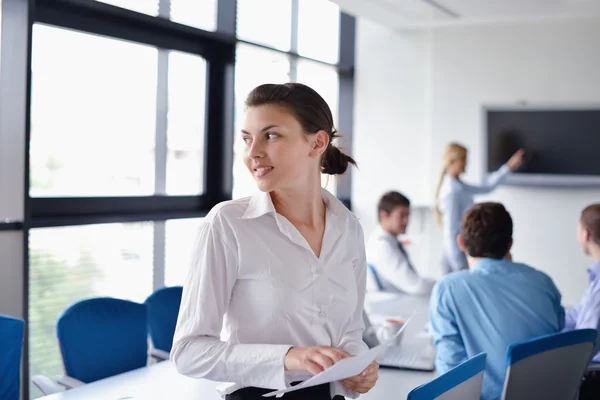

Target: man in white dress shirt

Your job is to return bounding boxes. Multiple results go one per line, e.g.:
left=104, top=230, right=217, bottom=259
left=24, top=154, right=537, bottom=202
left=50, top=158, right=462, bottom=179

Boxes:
left=366, top=191, right=435, bottom=295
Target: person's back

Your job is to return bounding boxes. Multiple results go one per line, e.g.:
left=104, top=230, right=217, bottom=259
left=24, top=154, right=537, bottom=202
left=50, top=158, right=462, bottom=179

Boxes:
left=430, top=202, right=564, bottom=400
left=432, top=259, right=564, bottom=399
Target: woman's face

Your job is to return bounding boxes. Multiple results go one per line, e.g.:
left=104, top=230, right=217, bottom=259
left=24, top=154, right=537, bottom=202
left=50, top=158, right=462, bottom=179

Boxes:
left=449, top=155, right=467, bottom=176
left=241, top=105, right=327, bottom=193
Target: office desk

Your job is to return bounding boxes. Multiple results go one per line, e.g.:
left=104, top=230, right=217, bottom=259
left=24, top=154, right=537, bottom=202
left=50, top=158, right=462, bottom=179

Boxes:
left=39, top=360, right=435, bottom=400
left=40, top=293, right=435, bottom=400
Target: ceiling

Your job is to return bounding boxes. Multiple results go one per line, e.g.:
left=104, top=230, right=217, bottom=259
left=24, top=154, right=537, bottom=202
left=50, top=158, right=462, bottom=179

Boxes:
left=331, top=0, right=600, bottom=29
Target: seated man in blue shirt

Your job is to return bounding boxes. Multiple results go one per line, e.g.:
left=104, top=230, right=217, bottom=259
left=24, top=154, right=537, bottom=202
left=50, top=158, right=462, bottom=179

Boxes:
left=429, top=202, right=565, bottom=400
left=564, top=203, right=600, bottom=400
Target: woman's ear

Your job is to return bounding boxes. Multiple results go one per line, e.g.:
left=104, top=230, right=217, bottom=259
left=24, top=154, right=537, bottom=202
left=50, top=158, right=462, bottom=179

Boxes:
left=309, top=130, right=330, bottom=157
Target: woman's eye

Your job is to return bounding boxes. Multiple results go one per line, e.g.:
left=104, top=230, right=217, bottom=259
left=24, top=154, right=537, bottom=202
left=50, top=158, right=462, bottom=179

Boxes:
left=242, top=137, right=251, bottom=144
left=267, top=133, right=278, bottom=140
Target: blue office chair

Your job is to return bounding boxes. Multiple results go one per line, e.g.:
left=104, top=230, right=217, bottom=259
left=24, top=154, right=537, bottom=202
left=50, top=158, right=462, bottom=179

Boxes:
left=408, top=352, right=486, bottom=400
left=144, top=286, right=183, bottom=360
left=0, top=314, right=25, bottom=400
left=368, top=263, right=384, bottom=291
left=56, top=297, right=148, bottom=387
left=501, top=329, right=597, bottom=400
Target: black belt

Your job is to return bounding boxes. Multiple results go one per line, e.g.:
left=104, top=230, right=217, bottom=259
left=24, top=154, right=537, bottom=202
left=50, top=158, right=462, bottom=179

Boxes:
left=226, top=382, right=345, bottom=400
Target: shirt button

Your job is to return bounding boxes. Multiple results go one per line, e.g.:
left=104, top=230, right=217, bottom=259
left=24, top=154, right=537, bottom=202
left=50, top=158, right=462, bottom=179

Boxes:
left=317, top=268, right=323, bottom=275
left=319, top=311, right=326, bottom=318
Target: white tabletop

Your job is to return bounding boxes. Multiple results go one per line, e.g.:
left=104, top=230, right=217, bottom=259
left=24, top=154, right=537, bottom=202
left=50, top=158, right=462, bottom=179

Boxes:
left=39, top=293, right=436, bottom=400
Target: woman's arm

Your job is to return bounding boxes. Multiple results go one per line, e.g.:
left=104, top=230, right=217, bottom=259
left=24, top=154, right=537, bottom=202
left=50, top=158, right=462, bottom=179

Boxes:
left=457, top=164, right=511, bottom=195
left=335, top=225, right=372, bottom=398
left=170, top=218, right=292, bottom=390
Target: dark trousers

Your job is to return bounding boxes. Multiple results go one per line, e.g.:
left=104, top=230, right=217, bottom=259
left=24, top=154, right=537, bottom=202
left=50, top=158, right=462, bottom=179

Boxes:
left=579, top=371, right=600, bottom=400
left=226, top=383, right=344, bottom=400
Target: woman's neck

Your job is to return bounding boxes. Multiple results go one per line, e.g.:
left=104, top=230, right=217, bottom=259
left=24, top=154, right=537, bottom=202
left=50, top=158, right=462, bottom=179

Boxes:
left=270, top=184, right=325, bottom=228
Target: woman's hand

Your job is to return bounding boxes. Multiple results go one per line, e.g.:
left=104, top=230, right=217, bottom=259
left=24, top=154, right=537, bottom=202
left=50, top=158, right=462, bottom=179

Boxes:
left=506, top=149, right=525, bottom=171
left=284, top=346, right=350, bottom=375
left=339, top=361, right=379, bottom=393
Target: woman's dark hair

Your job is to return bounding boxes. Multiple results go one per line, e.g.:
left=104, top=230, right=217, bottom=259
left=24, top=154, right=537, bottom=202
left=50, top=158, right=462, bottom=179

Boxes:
left=245, top=83, right=357, bottom=175
left=581, top=203, right=600, bottom=245
left=461, top=202, right=513, bottom=259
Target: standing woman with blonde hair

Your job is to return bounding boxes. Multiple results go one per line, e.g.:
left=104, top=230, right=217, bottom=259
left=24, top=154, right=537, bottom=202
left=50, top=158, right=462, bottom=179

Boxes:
left=433, top=142, right=524, bottom=274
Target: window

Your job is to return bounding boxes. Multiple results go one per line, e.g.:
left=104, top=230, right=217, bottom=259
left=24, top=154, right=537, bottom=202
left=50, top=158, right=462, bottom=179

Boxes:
left=29, top=26, right=209, bottom=197
left=170, top=0, right=218, bottom=31
left=236, top=0, right=292, bottom=51
left=296, top=59, right=339, bottom=125
left=164, top=217, right=204, bottom=286
left=95, top=0, right=218, bottom=31
left=29, top=25, right=158, bottom=197
left=166, top=51, right=207, bottom=195
left=28, top=222, right=154, bottom=398
left=95, top=0, right=158, bottom=16
left=232, top=44, right=291, bottom=199
left=298, top=0, right=340, bottom=64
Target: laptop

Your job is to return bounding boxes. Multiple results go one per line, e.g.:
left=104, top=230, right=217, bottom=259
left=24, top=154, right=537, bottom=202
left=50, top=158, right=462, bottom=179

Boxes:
left=362, top=312, right=436, bottom=372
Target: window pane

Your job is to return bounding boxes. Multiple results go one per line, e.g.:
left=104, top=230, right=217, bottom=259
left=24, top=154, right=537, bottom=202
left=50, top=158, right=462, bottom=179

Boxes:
left=236, top=0, right=292, bottom=51
left=298, top=0, right=340, bottom=64
left=95, top=0, right=159, bottom=16
left=165, top=218, right=204, bottom=286
left=166, top=51, right=207, bottom=195
left=170, top=0, right=217, bottom=31
left=29, top=25, right=158, bottom=197
left=296, top=59, right=339, bottom=127
left=28, top=222, right=154, bottom=398
left=95, top=0, right=217, bottom=31
left=232, top=44, right=291, bottom=199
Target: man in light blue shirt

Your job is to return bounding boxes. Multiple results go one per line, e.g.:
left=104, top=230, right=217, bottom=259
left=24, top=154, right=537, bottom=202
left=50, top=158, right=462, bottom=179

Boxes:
left=430, top=202, right=564, bottom=400
left=563, top=203, right=600, bottom=399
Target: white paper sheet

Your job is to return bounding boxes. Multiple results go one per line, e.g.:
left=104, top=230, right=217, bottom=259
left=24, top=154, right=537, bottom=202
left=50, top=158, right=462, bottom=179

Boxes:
left=263, top=314, right=415, bottom=397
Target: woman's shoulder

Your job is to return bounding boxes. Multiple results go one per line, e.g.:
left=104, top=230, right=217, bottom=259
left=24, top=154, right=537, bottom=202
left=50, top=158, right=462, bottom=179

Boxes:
left=204, top=197, right=253, bottom=227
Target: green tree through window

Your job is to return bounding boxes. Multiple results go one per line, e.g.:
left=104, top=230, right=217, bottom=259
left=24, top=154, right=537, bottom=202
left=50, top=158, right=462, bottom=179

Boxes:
left=28, top=249, right=102, bottom=398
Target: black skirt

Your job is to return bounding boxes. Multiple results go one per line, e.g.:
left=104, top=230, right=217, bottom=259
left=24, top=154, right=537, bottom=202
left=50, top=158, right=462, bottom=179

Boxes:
left=225, top=383, right=345, bottom=400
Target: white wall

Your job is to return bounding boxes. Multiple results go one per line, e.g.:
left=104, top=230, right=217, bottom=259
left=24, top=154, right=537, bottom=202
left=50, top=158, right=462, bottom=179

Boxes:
left=353, top=18, right=432, bottom=232
left=354, top=17, right=600, bottom=304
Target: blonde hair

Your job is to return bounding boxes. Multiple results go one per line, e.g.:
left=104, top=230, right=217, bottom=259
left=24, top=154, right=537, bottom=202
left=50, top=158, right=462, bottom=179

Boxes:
left=433, top=142, right=468, bottom=226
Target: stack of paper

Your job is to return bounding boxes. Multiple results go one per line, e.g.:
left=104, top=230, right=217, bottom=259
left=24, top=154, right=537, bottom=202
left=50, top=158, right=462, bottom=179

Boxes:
left=263, top=315, right=414, bottom=397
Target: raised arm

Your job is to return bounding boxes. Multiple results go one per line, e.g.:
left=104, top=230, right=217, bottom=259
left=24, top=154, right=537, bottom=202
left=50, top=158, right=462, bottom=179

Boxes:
left=170, top=218, right=292, bottom=390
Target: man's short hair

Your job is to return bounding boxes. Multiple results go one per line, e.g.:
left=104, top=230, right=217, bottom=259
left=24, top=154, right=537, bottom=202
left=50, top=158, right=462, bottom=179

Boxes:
left=377, top=191, right=410, bottom=221
left=581, top=203, right=600, bottom=245
left=461, top=202, right=513, bottom=259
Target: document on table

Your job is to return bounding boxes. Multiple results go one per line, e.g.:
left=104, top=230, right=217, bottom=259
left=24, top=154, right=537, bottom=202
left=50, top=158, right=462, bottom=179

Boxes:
left=263, top=314, right=415, bottom=398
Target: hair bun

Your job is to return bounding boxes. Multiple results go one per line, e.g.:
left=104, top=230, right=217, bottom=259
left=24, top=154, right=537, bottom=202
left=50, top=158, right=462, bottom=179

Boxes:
left=322, top=145, right=356, bottom=175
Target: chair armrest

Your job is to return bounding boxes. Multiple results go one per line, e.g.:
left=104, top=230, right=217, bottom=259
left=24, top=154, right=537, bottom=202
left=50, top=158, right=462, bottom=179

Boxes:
left=31, top=375, right=62, bottom=395
left=56, top=375, right=85, bottom=389
left=587, top=363, right=600, bottom=372
left=149, top=348, right=170, bottom=361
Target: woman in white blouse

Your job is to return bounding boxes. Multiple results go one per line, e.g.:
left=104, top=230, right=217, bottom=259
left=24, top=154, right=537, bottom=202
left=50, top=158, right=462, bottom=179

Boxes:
left=171, top=83, right=378, bottom=400
left=433, top=142, right=524, bottom=274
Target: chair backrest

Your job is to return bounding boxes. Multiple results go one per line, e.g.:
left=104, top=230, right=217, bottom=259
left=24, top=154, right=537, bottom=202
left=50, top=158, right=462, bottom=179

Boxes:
left=57, top=297, right=148, bottom=383
left=501, top=329, right=597, bottom=400
left=0, top=314, right=25, bottom=400
left=408, top=353, right=486, bottom=400
left=144, top=286, right=183, bottom=353
left=367, top=264, right=384, bottom=291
